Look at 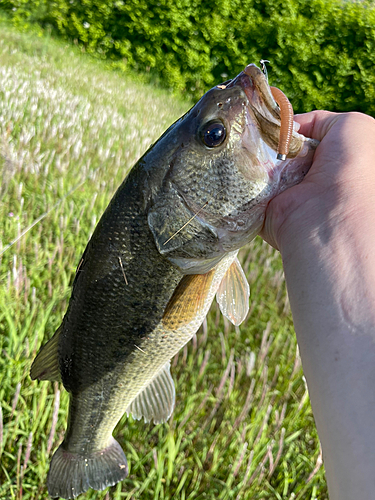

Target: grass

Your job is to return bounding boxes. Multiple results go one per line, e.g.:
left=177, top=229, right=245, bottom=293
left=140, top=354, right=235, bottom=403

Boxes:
left=0, top=16, right=327, bottom=500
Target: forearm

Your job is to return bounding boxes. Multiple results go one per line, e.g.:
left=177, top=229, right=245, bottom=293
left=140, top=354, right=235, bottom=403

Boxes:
left=280, top=207, right=375, bottom=499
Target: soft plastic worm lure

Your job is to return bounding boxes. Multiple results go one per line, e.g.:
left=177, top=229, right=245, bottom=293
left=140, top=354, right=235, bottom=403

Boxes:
left=269, top=86, right=294, bottom=160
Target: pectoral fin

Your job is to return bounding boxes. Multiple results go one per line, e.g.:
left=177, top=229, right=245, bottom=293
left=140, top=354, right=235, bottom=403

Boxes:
left=216, top=258, right=250, bottom=326
left=162, top=270, right=215, bottom=329
left=126, top=362, right=175, bottom=424
left=30, top=326, right=62, bottom=381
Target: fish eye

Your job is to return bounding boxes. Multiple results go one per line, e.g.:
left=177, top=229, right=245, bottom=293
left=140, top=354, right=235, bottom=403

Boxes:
left=202, top=122, right=226, bottom=148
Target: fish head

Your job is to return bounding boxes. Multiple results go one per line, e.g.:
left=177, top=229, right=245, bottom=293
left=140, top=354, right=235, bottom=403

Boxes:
left=147, top=64, right=318, bottom=274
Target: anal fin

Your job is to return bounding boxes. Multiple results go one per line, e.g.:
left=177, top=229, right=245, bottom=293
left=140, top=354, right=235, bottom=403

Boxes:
left=30, top=326, right=62, bottom=381
left=126, top=362, right=175, bottom=424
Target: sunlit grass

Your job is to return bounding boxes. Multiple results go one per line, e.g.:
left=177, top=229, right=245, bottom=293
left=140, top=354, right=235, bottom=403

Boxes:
left=0, top=18, right=327, bottom=500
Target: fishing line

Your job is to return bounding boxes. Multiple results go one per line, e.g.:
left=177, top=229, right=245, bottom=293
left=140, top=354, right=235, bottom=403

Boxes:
left=163, top=186, right=226, bottom=246
left=163, top=200, right=209, bottom=246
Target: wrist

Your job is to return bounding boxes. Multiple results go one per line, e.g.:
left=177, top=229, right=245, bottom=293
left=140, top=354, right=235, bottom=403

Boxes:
left=279, top=196, right=375, bottom=500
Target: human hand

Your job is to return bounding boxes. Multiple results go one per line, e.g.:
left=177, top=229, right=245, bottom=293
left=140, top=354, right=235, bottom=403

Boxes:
left=260, top=110, right=375, bottom=256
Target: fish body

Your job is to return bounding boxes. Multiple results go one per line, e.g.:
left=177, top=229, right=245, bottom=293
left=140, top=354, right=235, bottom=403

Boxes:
left=31, top=64, right=317, bottom=498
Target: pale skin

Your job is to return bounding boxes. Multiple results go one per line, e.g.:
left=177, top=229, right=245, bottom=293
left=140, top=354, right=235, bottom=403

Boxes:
left=260, top=110, right=375, bottom=499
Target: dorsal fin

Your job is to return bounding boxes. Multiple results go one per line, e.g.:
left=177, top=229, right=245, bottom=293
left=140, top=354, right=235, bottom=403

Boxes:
left=30, top=326, right=62, bottom=381
left=216, top=258, right=250, bottom=326
left=126, top=362, right=175, bottom=424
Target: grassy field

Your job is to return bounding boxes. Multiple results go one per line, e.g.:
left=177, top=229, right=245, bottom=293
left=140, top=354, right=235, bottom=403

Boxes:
left=0, top=18, right=327, bottom=500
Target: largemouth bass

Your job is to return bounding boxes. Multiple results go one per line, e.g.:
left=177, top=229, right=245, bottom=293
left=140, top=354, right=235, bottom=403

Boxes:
left=31, top=63, right=317, bottom=498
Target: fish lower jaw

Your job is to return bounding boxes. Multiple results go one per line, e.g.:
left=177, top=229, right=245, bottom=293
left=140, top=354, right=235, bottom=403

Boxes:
left=168, top=252, right=226, bottom=275
left=273, top=138, right=318, bottom=192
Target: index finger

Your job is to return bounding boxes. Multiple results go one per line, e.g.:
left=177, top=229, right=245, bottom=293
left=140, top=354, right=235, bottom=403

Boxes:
left=294, top=110, right=340, bottom=141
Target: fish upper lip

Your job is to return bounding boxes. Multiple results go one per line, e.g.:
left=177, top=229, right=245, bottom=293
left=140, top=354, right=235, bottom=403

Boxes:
left=223, top=65, right=280, bottom=124
left=224, top=70, right=255, bottom=102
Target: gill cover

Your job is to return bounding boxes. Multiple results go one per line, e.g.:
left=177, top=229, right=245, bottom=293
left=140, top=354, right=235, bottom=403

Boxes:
left=147, top=181, right=224, bottom=274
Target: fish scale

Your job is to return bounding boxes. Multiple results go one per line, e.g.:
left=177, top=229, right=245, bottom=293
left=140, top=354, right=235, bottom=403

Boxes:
left=64, top=251, right=237, bottom=452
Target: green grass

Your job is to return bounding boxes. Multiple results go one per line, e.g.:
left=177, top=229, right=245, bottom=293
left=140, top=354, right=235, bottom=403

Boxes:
left=0, top=17, right=327, bottom=500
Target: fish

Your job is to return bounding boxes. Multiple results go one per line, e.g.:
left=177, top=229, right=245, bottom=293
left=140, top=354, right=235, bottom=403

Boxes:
left=30, top=63, right=318, bottom=499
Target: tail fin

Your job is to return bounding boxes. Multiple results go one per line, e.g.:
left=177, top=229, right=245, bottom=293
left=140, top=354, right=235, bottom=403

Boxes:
left=47, top=438, right=128, bottom=499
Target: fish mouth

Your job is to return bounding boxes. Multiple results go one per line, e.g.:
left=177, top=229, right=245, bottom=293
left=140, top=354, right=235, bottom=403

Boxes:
left=222, top=64, right=304, bottom=158
left=226, top=65, right=279, bottom=119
